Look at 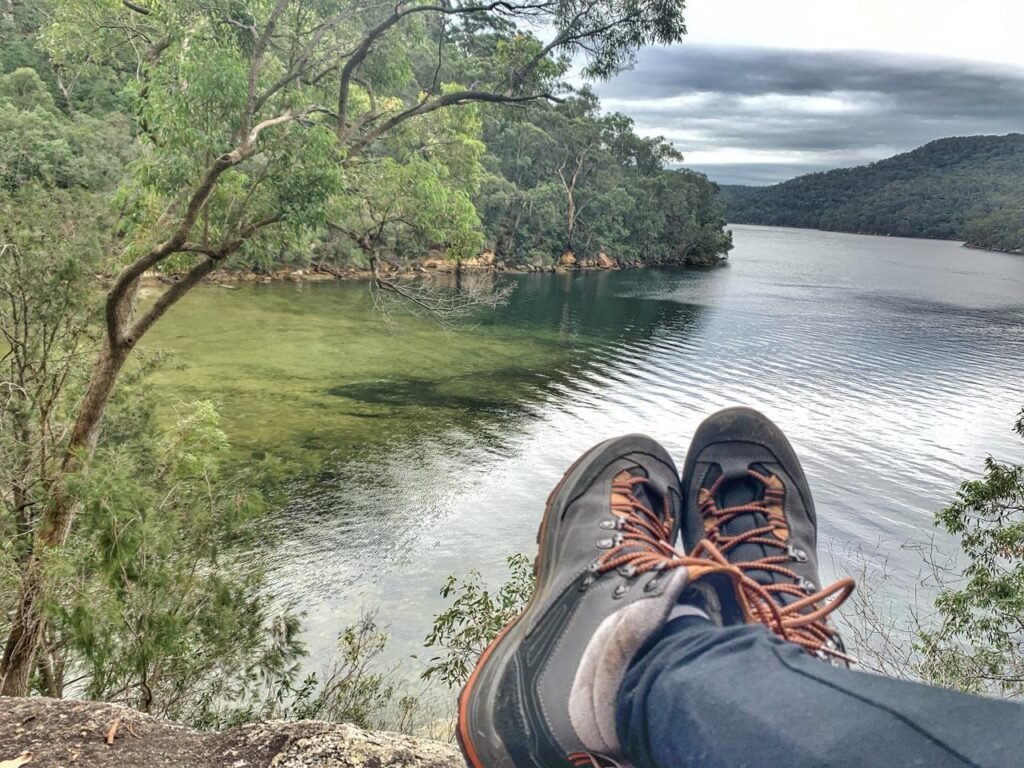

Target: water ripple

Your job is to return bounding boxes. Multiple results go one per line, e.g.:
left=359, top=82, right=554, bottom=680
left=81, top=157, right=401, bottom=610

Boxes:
left=268, top=225, right=1024, bottom=673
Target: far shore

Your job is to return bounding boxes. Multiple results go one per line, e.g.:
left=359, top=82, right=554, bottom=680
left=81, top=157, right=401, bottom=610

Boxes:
left=136, top=250, right=729, bottom=288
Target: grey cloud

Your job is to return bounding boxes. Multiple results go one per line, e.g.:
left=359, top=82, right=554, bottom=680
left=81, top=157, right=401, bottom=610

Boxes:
left=595, top=45, right=1024, bottom=185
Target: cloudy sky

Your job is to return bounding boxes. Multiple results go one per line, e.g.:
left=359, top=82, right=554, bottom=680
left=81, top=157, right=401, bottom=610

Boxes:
left=593, top=0, right=1024, bottom=185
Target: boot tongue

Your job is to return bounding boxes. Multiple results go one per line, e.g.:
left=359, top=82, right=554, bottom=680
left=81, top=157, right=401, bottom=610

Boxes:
left=714, top=460, right=800, bottom=605
left=611, top=468, right=667, bottom=556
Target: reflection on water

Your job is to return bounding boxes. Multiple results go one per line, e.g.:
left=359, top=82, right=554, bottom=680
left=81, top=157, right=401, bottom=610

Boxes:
left=148, top=225, right=1024, bottom=677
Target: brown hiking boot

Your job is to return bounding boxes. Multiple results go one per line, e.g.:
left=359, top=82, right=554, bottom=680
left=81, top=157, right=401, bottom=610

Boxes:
left=457, top=435, right=758, bottom=768
left=680, top=407, right=855, bottom=661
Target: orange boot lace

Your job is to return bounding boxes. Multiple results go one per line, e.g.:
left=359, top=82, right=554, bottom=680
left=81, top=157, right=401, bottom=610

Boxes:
left=696, top=468, right=856, bottom=661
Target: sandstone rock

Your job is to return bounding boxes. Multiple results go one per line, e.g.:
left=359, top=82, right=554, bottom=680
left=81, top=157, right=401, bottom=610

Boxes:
left=477, top=250, right=496, bottom=267
left=422, top=258, right=454, bottom=273
left=558, top=250, right=577, bottom=267
left=596, top=252, right=616, bottom=269
left=0, top=697, right=463, bottom=768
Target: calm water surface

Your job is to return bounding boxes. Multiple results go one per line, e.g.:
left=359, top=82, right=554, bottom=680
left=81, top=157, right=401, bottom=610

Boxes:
left=149, top=224, right=1024, bottom=675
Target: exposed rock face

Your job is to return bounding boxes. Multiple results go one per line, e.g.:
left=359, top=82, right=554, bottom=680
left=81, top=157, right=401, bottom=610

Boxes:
left=558, top=250, right=577, bottom=267
left=596, top=252, right=616, bottom=269
left=1, top=697, right=463, bottom=768
left=421, top=258, right=454, bottom=273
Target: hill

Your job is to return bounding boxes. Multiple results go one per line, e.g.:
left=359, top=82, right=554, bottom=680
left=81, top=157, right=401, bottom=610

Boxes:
left=719, top=134, right=1024, bottom=253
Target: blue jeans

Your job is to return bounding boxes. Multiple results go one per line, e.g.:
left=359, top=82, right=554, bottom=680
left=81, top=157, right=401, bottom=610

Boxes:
left=617, top=617, right=1024, bottom=768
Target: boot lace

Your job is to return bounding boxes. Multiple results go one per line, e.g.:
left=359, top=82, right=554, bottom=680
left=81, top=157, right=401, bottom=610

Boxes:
left=590, top=474, right=682, bottom=579
left=697, top=469, right=856, bottom=660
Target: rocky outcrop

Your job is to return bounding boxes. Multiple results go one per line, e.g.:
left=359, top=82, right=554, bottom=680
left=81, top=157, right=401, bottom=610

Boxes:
left=421, top=258, right=455, bottom=273
left=137, top=246, right=728, bottom=289
left=459, top=250, right=496, bottom=268
left=0, top=697, right=463, bottom=768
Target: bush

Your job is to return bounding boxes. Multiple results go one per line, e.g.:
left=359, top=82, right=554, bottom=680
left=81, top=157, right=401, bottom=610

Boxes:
left=423, top=553, right=534, bottom=689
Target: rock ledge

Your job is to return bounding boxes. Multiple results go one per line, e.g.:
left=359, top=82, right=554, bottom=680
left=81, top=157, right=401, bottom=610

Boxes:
left=0, top=697, right=463, bottom=768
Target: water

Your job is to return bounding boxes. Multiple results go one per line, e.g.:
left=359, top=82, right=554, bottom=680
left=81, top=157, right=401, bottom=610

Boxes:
left=147, top=224, right=1024, bottom=676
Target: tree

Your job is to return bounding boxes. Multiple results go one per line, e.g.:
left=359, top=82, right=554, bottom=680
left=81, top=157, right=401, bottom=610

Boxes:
left=917, top=409, right=1024, bottom=696
left=476, top=92, right=730, bottom=265
left=0, top=0, right=690, bottom=695
left=328, top=87, right=487, bottom=266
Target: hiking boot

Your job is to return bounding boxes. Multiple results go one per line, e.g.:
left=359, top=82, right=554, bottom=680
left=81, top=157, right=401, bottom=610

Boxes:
left=679, top=407, right=854, bottom=660
left=457, top=435, right=750, bottom=768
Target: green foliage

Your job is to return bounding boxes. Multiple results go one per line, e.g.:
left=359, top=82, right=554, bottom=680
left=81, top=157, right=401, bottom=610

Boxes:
left=283, top=614, right=398, bottom=729
left=1, top=191, right=303, bottom=720
left=721, top=134, right=1024, bottom=253
left=0, top=61, right=134, bottom=200
left=328, top=90, right=487, bottom=263
left=916, top=409, right=1024, bottom=696
left=53, top=398, right=306, bottom=724
left=476, top=94, right=731, bottom=266
left=423, top=553, right=534, bottom=688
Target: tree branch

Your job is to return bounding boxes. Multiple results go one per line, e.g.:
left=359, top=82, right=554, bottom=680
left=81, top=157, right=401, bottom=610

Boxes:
left=348, top=91, right=556, bottom=157
left=105, top=111, right=299, bottom=348
left=121, top=0, right=151, bottom=15
left=244, top=0, right=292, bottom=134
left=336, top=0, right=552, bottom=142
left=125, top=258, right=220, bottom=344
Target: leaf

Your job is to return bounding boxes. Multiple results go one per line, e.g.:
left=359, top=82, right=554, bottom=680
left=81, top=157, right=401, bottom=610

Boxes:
left=0, top=752, right=33, bottom=768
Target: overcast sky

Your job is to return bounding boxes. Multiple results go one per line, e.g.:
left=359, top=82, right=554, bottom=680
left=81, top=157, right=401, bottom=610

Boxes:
left=593, top=0, right=1024, bottom=185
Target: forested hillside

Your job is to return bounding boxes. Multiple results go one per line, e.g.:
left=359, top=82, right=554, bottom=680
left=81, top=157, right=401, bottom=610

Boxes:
left=720, top=134, right=1024, bottom=253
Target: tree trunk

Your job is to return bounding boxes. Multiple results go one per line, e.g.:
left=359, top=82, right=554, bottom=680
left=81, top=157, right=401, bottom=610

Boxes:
left=0, top=341, right=129, bottom=695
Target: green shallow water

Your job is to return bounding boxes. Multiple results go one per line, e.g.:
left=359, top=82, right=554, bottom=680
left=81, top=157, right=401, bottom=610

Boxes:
left=145, top=269, right=704, bottom=470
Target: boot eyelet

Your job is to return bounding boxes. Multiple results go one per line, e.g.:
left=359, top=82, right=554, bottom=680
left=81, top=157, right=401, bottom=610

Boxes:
left=613, top=583, right=629, bottom=599
left=787, top=545, right=809, bottom=563
left=588, top=560, right=601, bottom=573
left=643, top=576, right=662, bottom=593
left=579, top=575, right=595, bottom=592
left=800, top=578, right=816, bottom=593
left=597, top=538, right=614, bottom=549
left=599, top=520, right=616, bottom=530
left=617, top=564, right=637, bottom=578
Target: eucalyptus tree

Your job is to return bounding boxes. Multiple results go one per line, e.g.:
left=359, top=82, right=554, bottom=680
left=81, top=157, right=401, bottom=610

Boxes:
left=475, top=92, right=729, bottom=265
left=0, top=0, right=690, bottom=696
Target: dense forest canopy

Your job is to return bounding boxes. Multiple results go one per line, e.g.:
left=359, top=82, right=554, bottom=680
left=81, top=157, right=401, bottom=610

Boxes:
left=720, top=134, right=1024, bottom=253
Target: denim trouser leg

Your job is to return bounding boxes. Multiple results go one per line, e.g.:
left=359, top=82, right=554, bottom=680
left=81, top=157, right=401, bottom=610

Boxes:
left=617, top=616, right=1024, bottom=768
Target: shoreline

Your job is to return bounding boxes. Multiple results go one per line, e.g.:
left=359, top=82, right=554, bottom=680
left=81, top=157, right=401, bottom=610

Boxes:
left=140, top=252, right=729, bottom=287
left=727, top=222, right=1021, bottom=256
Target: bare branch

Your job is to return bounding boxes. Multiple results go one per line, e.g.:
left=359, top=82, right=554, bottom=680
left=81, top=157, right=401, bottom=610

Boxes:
left=348, top=91, right=556, bottom=157
left=125, top=258, right=219, bottom=344
left=371, top=259, right=515, bottom=331
left=105, top=111, right=300, bottom=349
left=121, top=0, right=151, bottom=15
